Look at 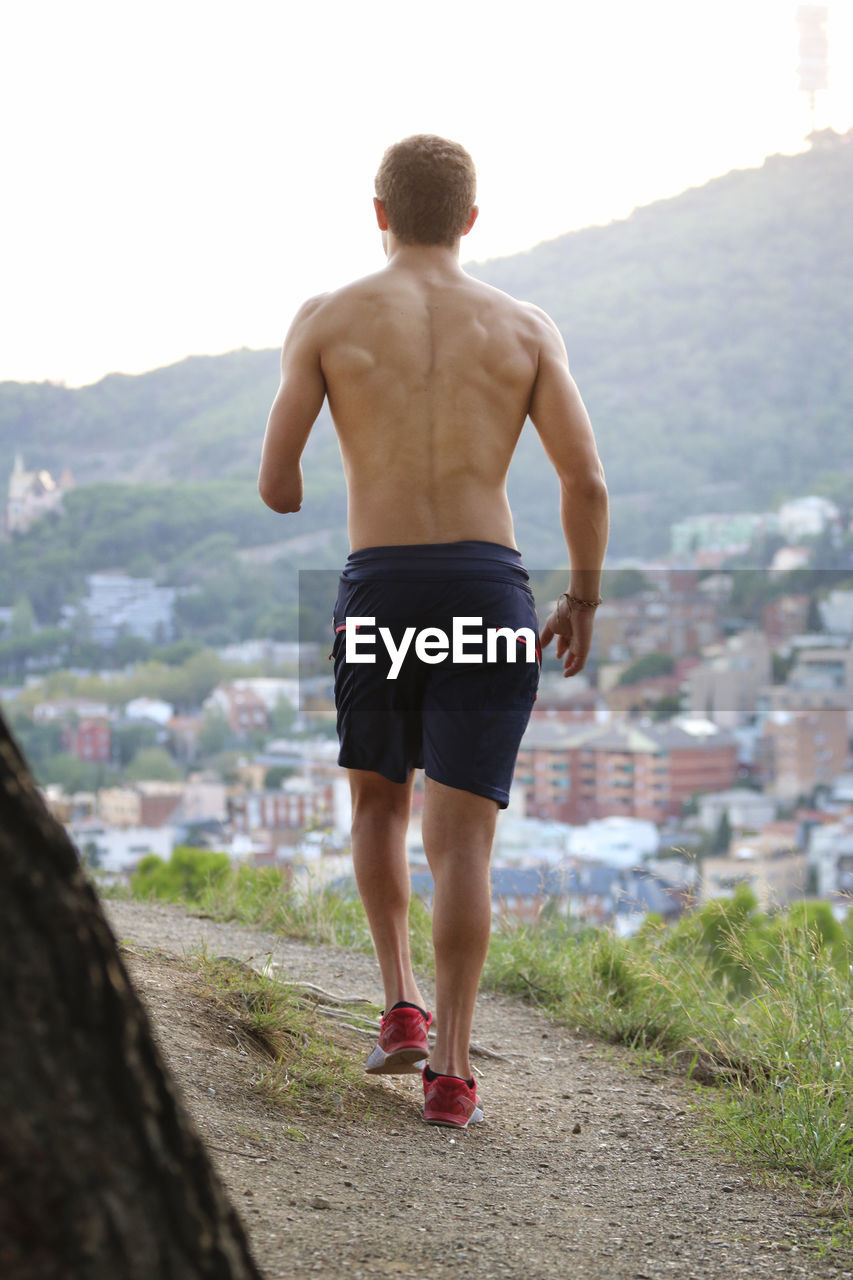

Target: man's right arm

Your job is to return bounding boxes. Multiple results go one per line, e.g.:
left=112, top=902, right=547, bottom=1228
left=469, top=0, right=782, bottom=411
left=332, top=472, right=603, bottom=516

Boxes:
left=527, top=309, right=609, bottom=675
left=258, top=298, right=327, bottom=514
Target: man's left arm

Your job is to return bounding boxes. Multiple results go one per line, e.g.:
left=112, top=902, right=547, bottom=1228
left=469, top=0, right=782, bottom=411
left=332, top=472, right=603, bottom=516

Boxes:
left=258, top=297, right=327, bottom=513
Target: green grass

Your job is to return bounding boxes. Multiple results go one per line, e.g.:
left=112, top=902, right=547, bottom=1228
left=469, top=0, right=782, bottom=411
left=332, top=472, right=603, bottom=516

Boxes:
left=186, top=948, right=405, bottom=1124
left=484, top=907, right=853, bottom=1197
left=114, top=852, right=853, bottom=1206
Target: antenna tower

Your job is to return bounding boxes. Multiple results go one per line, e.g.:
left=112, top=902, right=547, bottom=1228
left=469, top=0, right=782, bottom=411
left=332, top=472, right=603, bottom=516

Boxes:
left=796, top=4, right=830, bottom=133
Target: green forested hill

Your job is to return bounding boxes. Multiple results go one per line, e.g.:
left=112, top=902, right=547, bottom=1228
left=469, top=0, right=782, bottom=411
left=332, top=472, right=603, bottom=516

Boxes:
left=2, top=130, right=851, bottom=575
left=471, top=129, right=853, bottom=553
left=0, top=349, right=280, bottom=485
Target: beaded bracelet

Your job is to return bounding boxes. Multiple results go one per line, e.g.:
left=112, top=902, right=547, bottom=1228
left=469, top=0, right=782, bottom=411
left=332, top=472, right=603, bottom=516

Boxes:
left=556, top=592, right=603, bottom=612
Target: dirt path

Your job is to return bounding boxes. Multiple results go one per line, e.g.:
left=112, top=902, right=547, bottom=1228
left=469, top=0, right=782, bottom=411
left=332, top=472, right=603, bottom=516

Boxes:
left=106, top=900, right=850, bottom=1280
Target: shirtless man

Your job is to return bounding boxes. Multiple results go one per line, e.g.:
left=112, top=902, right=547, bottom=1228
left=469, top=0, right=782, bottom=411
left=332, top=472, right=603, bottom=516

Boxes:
left=259, top=135, right=608, bottom=1129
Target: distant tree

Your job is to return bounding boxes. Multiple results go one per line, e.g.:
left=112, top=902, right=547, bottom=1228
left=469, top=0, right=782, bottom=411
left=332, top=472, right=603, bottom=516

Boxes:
left=109, top=634, right=154, bottom=667
left=207, top=750, right=244, bottom=786
left=113, top=720, right=161, bottom=767
left=131, top=847, right=230, bottom=902
left=197, top=709, right=232, bottom=757
left=170, top=651, right=225, bottom=711
left=712, top=810, right=732, bottom=855
left=7, top=713, right=63, bottom=772
left=805, top=594, right=823, bottom=633
left=124, top=552, right=159, bottom=578
left=38, top=752, right=106, bottom=793
left=268, top=698, right=297, bottom=736
left=603, top=568, right=650, bottom=599
left=10, top=595, right=37, bottom=638
left=650, top=693, right=682, bottom=722
left=616, top=653, right=675, bottom=686
left=263, top=765, right=296, bottom=789
left=0, top=712, right=263, bottom=1278
left=156, top=638, right=205, bottom=666
left=771, top=651, right=796, bottom=684
left=80, top=839, right=102, bottom=869
left=124, top=746, right=182, bottom=783
left=255, top=604, right=298, bottom=641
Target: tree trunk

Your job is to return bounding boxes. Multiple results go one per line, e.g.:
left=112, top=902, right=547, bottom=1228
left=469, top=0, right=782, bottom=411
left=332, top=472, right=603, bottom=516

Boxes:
left=0, top=713, right=265, bottom=1279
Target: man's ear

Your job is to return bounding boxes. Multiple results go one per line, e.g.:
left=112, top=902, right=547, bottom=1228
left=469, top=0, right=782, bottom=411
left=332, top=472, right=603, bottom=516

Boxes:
left=461, top=205, right=479, bottom=237
left=373, top=197, right=389, bottom=231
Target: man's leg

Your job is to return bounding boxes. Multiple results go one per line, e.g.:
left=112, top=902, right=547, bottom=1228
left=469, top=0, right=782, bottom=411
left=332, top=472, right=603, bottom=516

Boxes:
left=348, top=768, right=426, bottom=1012
left=421, top=776, right=498, bottom=1079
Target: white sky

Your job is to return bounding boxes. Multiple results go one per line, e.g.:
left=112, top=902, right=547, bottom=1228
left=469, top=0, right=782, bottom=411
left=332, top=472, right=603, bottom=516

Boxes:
left=1, top=0, right=851, bottom=387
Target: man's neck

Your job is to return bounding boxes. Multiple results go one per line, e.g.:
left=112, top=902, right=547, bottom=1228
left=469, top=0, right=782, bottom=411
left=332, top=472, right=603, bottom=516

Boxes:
left=384, top=237, right=463, bottom=275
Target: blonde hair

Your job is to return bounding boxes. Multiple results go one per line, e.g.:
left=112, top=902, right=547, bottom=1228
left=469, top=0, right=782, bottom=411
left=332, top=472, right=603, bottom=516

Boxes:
left=375, top=134, right=476, bottom=247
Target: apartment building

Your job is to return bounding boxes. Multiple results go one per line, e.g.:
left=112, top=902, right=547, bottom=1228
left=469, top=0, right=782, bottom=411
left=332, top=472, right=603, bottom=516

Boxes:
left=62, top=716, right=112, bottom=764
left=515, top=720, right=738, bottom=824
left=761, top=706, right=850, bottom=800
left=687, top=630, right=773, bottom=728
left=229, top=778, right=336, bottom=835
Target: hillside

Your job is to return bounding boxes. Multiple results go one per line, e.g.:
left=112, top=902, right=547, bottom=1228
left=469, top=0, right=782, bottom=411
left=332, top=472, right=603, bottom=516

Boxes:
left=1, top=130, right=851, bottom=566
left=472, top=129, right=853, bottom=549
left=108, top=899, right=846, bottom=1280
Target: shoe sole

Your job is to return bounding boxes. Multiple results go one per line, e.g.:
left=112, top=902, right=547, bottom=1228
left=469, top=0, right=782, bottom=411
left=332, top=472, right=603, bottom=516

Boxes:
left=423, top=1105, right=484, bottom=1129
left=365, top=1044, right=428, bottom=1075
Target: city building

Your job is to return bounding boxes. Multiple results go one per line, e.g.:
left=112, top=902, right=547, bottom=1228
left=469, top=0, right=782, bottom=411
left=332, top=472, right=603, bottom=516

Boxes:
left=210, top=684, right=269, bottom=735
left=701, top=842, right=807, bottom=909
left=687, top=630, right=773, bottom=728
left=69, top=573, right=177, bottom=644
left=33, top=697, right=111, bottom=724
left=217, top=639, right=301, bottom=666
left=134, top=781, right=186, bottom=827
left=758, top=701, right=845, bottom=798
left=229, top=776, right=337, bottom=836
left=807, top=816, right=853, bottom=900
left=770, top=546, right=812, bottom=573
left=761, top=706, right=850, bottom=800
left=567, top=815, right=661, bottom=865
left=528, top=674, right=599, bottom=727
left=761, top=594, right=811, bottom=645
left=97, top=787, right=143, bottom=828
left=670, top=511, right=778, bottom=562
left=68, top=821, right=175, bottom=873
left=181, top=773, right=228, bottom=823
left=819, top=590, right=853, bottom=637
left=777, top=495, right=840, bottom=541
left=62, top=716, right=111, bottom=763
left=786, top=643, right=853, bottom=701
left=594, top=592, right=720, bottom=666
left=695, top=788, right=778, bottom=833
left=601, top=668, right=687, bottom=720
left=124, top=696, right=175, bottom=725
left=205, top=677, right=298, bottom=736
left=514, top=719, right=738, bottom=824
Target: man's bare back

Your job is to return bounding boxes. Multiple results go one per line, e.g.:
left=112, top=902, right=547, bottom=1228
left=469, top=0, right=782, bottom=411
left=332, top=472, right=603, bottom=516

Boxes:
left=259, top=246, right=603, bottom=558
left=298, top=257, right=546, bottom=549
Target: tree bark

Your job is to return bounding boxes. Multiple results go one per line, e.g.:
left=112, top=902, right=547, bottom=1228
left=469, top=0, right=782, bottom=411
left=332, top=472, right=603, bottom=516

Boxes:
left=0, top=712, right=265, bottom=1279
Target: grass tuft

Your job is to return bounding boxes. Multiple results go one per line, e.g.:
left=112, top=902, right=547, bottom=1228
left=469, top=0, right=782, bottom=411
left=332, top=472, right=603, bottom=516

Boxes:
left=187, top=948, right=406, bottom=1124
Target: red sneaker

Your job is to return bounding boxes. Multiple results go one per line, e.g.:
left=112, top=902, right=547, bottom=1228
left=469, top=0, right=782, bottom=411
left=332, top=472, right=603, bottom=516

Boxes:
left=365, top=1003, right=432, bottom=1075
left=422, top=1068, right=484, bottom=1128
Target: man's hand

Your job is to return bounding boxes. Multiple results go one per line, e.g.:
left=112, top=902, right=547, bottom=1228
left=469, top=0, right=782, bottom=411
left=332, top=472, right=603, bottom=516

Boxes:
left=539, top=598, right=597, bottom=678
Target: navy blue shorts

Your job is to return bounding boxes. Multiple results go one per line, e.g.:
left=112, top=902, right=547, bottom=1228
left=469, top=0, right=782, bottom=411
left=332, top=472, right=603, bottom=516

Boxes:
left=331, top=541, right=540, bottom=808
